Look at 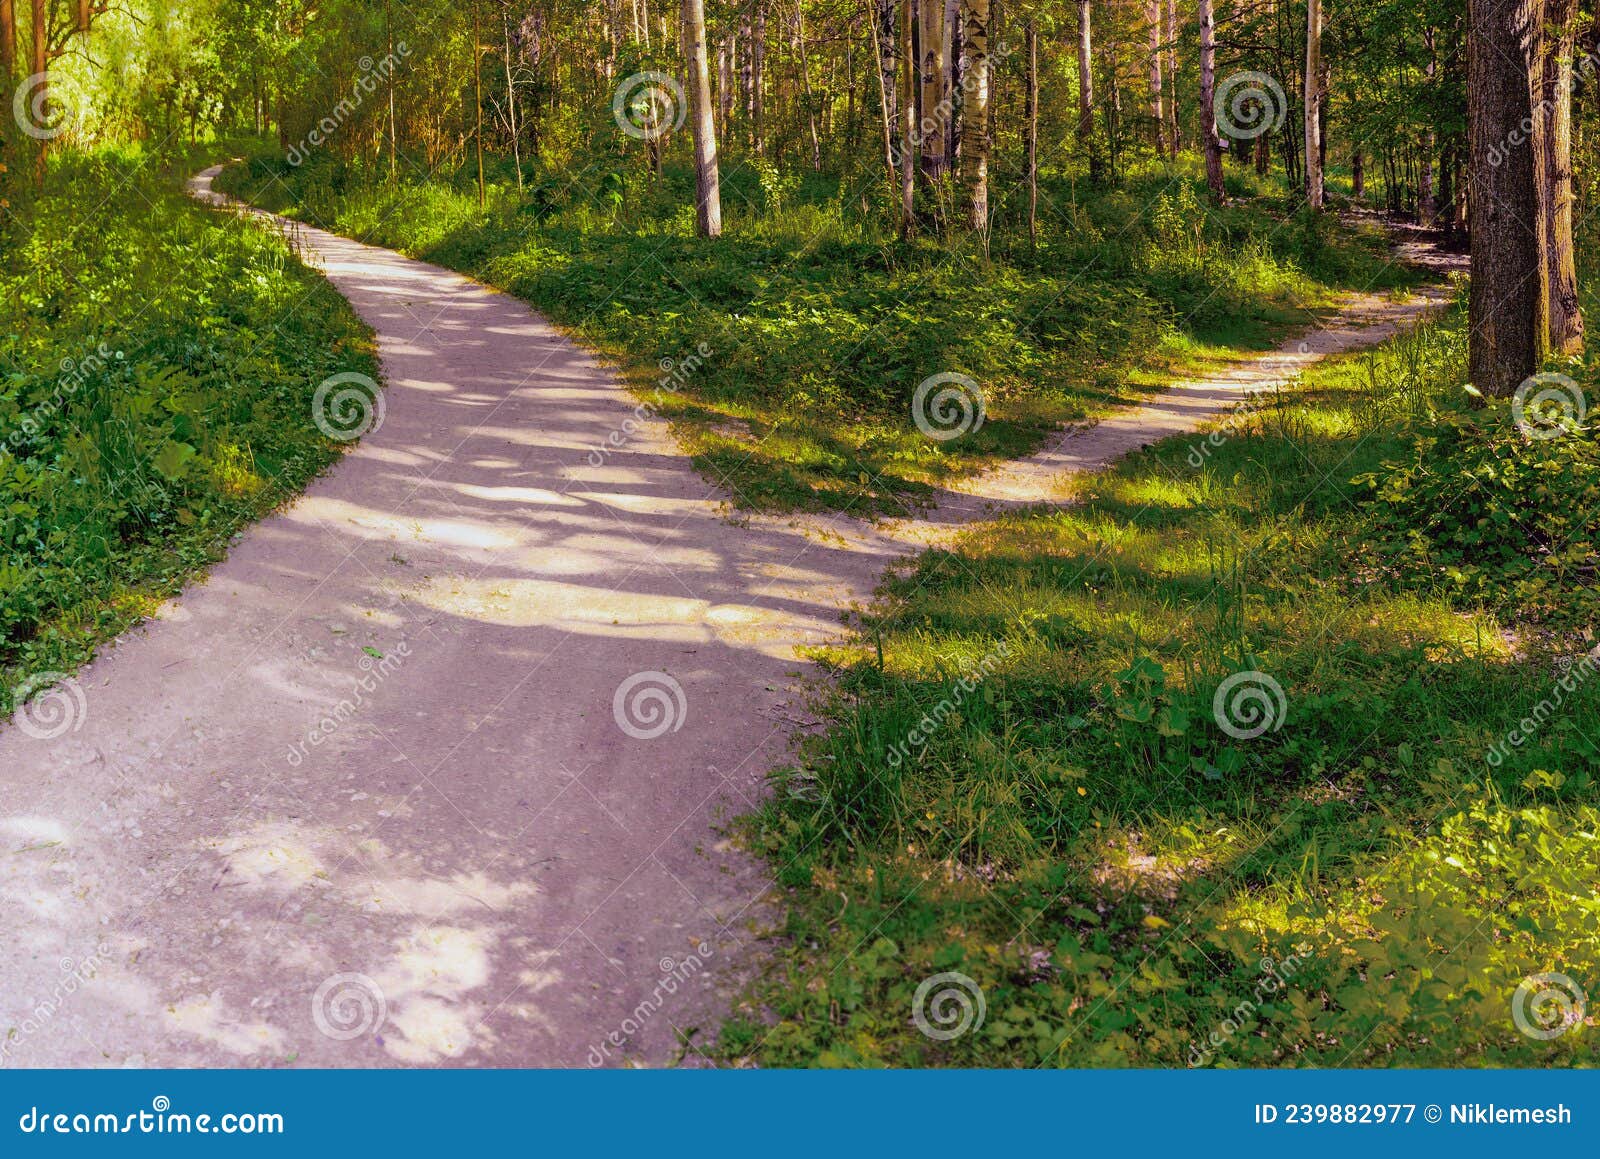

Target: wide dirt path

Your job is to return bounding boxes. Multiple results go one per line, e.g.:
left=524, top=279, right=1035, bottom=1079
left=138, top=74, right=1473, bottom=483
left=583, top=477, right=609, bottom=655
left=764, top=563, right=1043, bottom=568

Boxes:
left=0, top=169, right=1453, bottom=1067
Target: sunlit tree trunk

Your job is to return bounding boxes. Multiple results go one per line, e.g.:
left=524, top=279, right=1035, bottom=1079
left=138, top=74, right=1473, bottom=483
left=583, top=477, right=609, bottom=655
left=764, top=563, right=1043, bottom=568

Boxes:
left=1467, top=0, right=1548, bottom=396
left=899, top=0, right=917, bottom=235
left=1147, top=0, right=1166, bottom=156
left=683, top=0, right=722, bottom=237
left=1, top=0, right=16, bottom=80
left=1026, top=17, right=1038, bottom=243
left=959, top=0, right=990, bottom=233
left=1304, top=0, right=1323, bottom=207
left=1542, top=0, right=1583, bottom=353
left=1076, top=0, right=1099, bottom=179
left=1199, top=0, right=1222, bottom=200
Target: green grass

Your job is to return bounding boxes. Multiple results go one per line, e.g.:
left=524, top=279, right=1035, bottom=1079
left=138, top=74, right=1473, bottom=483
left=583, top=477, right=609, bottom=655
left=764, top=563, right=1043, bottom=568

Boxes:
left=215, top=147, right=1421, bottom=515
left=716, top=301, right=1600, bottom=1067
left=0, top=144, right=379, bottom=711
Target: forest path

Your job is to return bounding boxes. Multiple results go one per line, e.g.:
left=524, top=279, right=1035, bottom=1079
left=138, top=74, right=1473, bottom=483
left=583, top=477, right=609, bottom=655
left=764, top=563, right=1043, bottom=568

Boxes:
left=0, top=170, right=1455, bottom=1068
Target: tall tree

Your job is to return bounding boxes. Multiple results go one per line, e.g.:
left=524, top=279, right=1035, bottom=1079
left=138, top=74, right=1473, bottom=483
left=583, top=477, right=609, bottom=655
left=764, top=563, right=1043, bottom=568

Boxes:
left=1075, top=0, right=1098, bottom=178
left=1147, top=0, right=1167, bottom=156
left=1, top=0, right=15, bottom=80
left=1198, top=0, right=1223, bottom=200
left=959, top=0, right=990, bottom=232
left=919, top=0, right=948, bottom=182
left=1467, top=0, right=1548, bottom=396
left=1025, top=16, right=1038, bottom=243
left=1165, top=0, right=1180, bottom=153
left=1542, top=0, right=1583, bottom=353
left=683, top=0, right=722, bottom=237
left=1304, top=0, right=1323, bottom=207
left=899, top=0, right=916, bottom=235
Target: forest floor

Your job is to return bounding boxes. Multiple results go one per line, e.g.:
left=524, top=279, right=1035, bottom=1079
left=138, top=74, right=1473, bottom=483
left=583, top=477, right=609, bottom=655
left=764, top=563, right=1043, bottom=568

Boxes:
left=0, top=167, right=1458, bottom=1066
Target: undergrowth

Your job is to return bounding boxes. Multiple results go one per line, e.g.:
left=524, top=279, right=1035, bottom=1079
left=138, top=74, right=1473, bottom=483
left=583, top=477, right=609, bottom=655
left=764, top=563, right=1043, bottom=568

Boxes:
left=216, top=148, right=1420, bottom=514
left=717, top=296, right=1600, bottom=1068
left=0, top=145, right=378, bottom=710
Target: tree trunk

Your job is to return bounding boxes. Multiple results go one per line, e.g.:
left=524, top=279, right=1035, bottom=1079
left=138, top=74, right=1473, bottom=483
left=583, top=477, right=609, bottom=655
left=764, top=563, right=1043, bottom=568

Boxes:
left=1304, top=0, right=1323, bottom=207
left=899, top=0, right=917, bottom=236
left=1147, top=0, right=1166, bottom=156
left=1076, top=0, right=1099, bottom=179
left=473, top=0, right=486, bottom=208
left=1165, top=0, right=1180, bottom=154
left=1198, top=0, right=1223, bottom=200
left=1542, top=0, right=1583, bottom=353
left=29, top=0, right=43, bottom=188
left=1467, top=0, right=1548, bottom=397
left=1351, top=148, right=1365, bottom=199
left=959, top=0, right=990, bottom=233
left=919, top=0, right=947, bottom=182
left=871, top=0, right=897, bottom=187
left=683, top=0, right=723, bottom=237
left=1026, top=17, right=1038, bottom=244
left=1, top=0, right=15, bottom=81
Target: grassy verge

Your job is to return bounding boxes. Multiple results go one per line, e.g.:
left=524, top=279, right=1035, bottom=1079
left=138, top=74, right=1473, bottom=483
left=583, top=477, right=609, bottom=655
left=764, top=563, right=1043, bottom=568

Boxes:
left=717, top=300, right=1600, bottom=1067
left=215, top=148, right=1421, bottom=514
left=0, top=145, right=379, bottom=712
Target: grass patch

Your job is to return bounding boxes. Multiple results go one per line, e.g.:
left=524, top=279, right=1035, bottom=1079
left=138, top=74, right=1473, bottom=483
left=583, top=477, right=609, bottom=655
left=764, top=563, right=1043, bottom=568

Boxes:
left=0, top=145, right=379, bottom=711
left=215, top=148, right=1421, bottom=515
left=717, top=300, right=1600, bottom=1067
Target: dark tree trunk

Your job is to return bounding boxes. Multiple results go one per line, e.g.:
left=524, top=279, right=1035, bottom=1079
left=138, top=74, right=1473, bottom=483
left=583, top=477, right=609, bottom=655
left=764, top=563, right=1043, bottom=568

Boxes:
left=1467, top=0, right=1548, bottom=397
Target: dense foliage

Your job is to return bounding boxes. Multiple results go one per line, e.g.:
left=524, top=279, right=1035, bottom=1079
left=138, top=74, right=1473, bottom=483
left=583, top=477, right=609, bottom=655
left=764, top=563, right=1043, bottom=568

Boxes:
left=0, top=147, right=376, bottom=702
left=720, top=309, right=1600, bottom=1066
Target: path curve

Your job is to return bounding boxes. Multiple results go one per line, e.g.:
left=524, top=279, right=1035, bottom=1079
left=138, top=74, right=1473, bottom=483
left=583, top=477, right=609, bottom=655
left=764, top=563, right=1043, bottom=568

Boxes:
left=0, top=168, right=1455, bottom=1067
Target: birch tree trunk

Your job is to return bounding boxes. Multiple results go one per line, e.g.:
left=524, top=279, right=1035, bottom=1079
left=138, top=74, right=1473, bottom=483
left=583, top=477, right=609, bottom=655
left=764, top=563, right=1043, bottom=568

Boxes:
left=683, top=0, right=722, bottom=237
left=1199, top=0, right=1223, bottom=200
left=959, top=0, right=990, bottom=233
left=1304, top=0, right=1323, bottom=207
left=1165, top=0, right=1180, bottom=153
left=919, top=0, right=948, bottom=182
left=1467, top=0, right=1548, bottom=396
left=899, top=0, right=917, bottom=235
left=1026, top=18, right=1038, bottom=243
left=1147, top=0, right=1166, bottom=156
left=1076, top=0, right=1097, bottom=179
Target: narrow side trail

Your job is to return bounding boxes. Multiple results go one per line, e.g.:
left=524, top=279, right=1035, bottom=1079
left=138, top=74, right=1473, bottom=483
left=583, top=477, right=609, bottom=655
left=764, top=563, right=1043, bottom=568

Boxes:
left=0, top=170, right=1455, bottom=1067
